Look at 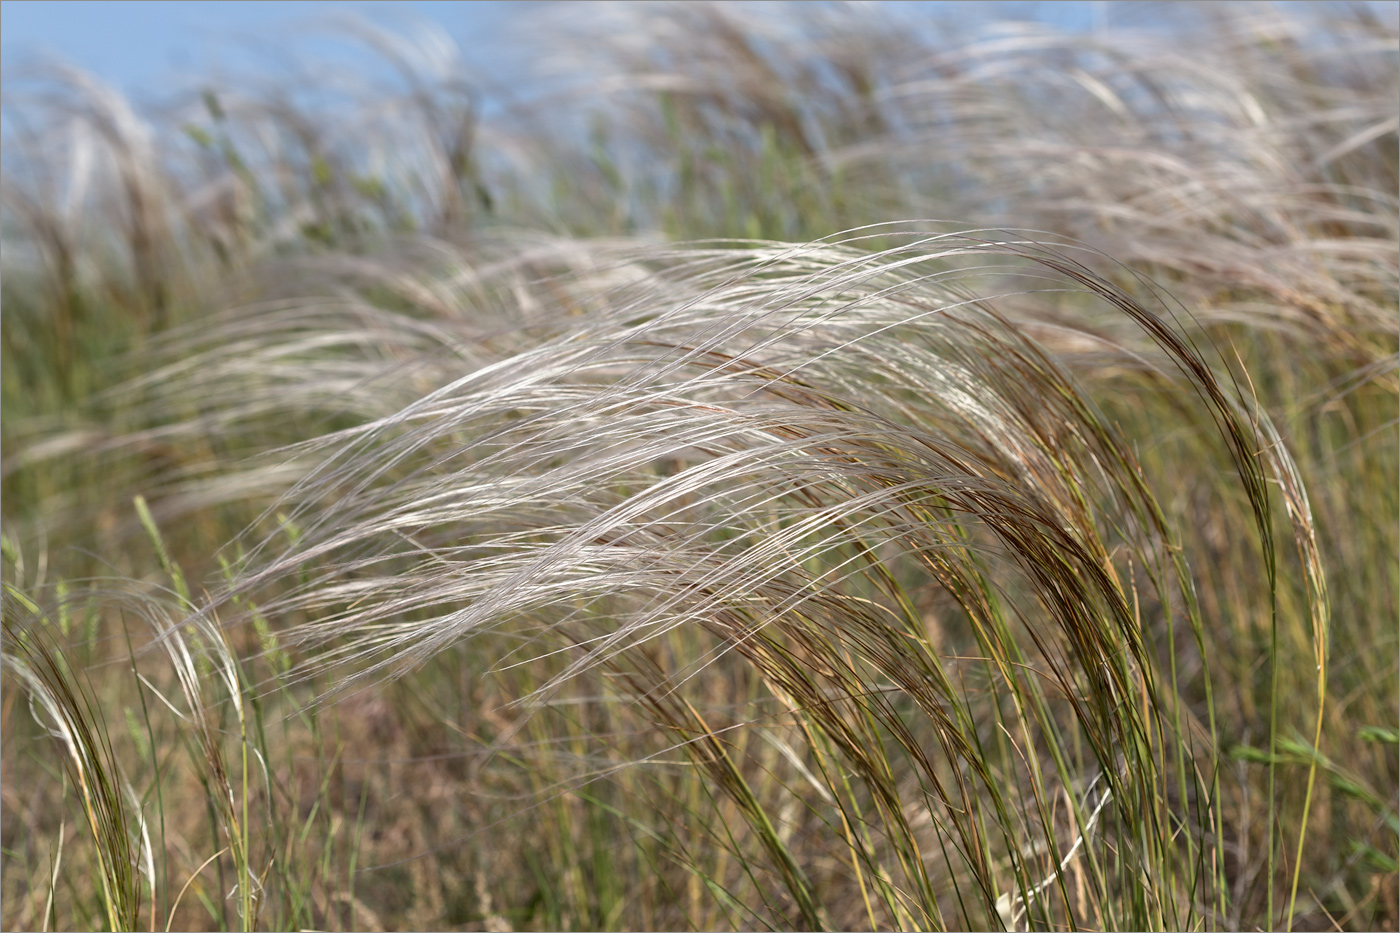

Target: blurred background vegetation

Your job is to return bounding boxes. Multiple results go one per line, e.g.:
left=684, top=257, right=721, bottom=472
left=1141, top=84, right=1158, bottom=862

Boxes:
left=1, top=2, right=1395, bottom=930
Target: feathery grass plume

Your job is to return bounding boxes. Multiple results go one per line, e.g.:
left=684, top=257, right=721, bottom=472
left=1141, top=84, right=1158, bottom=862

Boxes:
left=143, top=224, right=1317, bottom=929
left=871, top=4, right=1397, bottom=356
left=440, top=6, right=1400, bottom=917
left=1, top=14, right=496, bottom=494
left=520, top=1, right=924, bottom=239
left=551, top=2, right=1396, bottom=351
left=2, top=230, right=661, bottom=568
left=0, top=12, right=492, bottom=298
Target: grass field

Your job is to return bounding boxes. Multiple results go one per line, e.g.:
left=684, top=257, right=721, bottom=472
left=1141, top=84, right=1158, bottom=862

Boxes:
left=2, top=2, right=1396, bottom=930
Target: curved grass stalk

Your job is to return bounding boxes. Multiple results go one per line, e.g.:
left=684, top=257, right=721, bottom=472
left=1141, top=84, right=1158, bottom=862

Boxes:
left=2, top=588, right=144, bottom=931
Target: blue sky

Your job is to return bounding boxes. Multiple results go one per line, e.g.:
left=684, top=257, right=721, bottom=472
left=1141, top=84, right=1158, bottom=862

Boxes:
left=1, top=2, right=1127, bottom=104
left=6, top=1, right=1392, bottom=107
left=1, top=1, right=525, bottom=103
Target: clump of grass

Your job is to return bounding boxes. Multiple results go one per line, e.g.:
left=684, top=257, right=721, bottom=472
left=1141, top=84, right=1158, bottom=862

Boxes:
left=101, top=225, right=1315, bottom=929
left=2, top=3, right=1394, bottom=930
left=2, top=587, right=151, bottom=931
